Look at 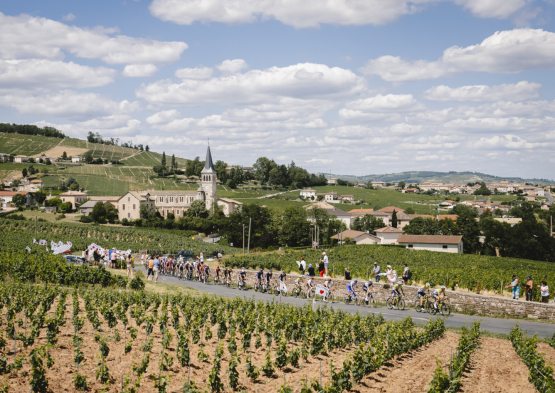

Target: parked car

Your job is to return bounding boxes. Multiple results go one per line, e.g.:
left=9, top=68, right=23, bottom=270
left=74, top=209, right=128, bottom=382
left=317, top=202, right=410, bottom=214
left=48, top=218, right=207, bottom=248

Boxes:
left=63, top=255, right=86, bottom=264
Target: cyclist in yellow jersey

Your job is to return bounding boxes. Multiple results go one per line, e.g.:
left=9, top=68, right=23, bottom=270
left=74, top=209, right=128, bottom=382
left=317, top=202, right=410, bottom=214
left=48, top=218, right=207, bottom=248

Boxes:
left=392, top=279, right=405, bottom=309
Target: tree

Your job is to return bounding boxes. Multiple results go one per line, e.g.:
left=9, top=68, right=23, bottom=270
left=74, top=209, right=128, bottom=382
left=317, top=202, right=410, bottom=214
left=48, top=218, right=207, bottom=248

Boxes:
left=452, top=205, right=481, bottom=254
left=391, top=209, right=398, bottom=228
left=59, top=202, right=73, bottom=213
left=22, top=168, right=28, bottom=178
left=105, top=204, right=118, bottom=223
left=161, top=152, right=167, bottom=168
left=351, top=214, right=386, bottom=233
left=279, top=206, right=311, bottom=247
left=90, top=202, right=107, bottom=223
left=252, top=157, right=277, bottom=185
left=69, top=183, right=79, bottom=191
left=33, top=191, right=47, bottom=205
left=139, top=204, right=158, bottom=221
left=45, top=198, right=62, bottom=208
left=12, top=193, right=27, bottom=207
left=171, top=154, right=177, bottom=171
left=405, top=206, right=415, bottom=214
left=83, top=151, right=94, bottom=164
left=398, top=181, right=406, bottom=189
left=473, top=182, right=492, bottom=196
left=365, top=182, right=374, bottom=189
left=45, top=158, right=52, bottom=165
left=145, top=145, right=149, bottom=151
left=403, top=217, right=440, bottom=235
left=62, top=151, right=68, bottom=160
left=186, top=200, right=209, bottom=218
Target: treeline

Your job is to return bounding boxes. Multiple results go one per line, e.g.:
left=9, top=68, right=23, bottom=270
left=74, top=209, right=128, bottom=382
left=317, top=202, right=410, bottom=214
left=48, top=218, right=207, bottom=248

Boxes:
left=87, top=132, right=149, bottom=151
left=121, top=202, right=345, bottom=250
left=403, top=203, right=555, bottom=261
left=0, top=123, right=65, bottom=138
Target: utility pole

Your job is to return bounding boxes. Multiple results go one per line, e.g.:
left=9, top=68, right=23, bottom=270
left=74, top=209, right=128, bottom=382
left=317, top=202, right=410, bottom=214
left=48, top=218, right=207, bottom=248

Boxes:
left=247, top=217, right=252, bottom=254
left=242, top=224, right=245, bottom=254
left=35, top=215, right=37, bottom=238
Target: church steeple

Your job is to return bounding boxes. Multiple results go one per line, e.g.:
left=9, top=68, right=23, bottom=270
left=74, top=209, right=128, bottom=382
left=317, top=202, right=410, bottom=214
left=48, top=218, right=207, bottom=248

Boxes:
left=204, top=143, right=216, bottom=173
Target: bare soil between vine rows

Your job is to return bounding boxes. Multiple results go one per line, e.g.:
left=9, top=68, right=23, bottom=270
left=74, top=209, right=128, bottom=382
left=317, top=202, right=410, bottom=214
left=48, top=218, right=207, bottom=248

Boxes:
left=0, top=300, right=539, bottom=393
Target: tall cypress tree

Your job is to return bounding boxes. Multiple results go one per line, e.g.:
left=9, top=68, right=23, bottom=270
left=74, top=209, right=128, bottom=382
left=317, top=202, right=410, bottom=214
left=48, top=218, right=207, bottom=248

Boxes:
left=161, top=152, right=166, bottom=168
left=392, top=209, right=398, bottom=228
left=171, top=154, right=176, bottom=170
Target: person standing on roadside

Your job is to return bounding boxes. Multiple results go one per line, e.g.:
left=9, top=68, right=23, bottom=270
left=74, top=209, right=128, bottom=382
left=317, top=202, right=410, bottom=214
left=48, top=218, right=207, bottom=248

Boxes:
left=127, top=254, right=134, bottom=279
left=318, top=258, right=325, bottom=278
left=524, top=276, right=533, bottom=301
left=307, top=264, right=315, bottom=277
left=147, top=255, right=154, bottom=280
left=344, top=267, right=351, bottom=281
left=320, top=252, right=329, bottom=277
left=402, top=263, right=411, bottom=283
left=372, top=262, right=381, bottom=282
left=153, top=255, right=160, bottom=283
left=506, top=274, right=520, bottom=300
left=539, top=281, right=549, bottom=303
left=110, top=248, right=118, bottom=269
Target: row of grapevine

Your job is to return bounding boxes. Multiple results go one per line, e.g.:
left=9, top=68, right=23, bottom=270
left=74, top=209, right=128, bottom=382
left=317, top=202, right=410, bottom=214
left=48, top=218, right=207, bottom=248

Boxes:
left=427, top=321, right=481, bottom=392
left=227, top=245, right=555, bottom=298
left=0, top=281, right=447, bottom=392
left=510, top=325, right=555, bottom=393
left=0, top=220, right=234, bottom=255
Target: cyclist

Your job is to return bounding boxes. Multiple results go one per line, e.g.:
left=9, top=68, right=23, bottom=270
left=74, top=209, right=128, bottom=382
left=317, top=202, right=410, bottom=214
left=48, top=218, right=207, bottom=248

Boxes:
left=223, top=266, right=232, bottom=284
left=215, top=265, right=221, bottom=283
left=255, top=268, right=264, bottom=289
left=264, top=269, right=273, bottom=291
left=392, top=279, right=405, bottom=309
left=432, top=285, right=447, bottom=310
left=278, top=271, right=287, bottom=283
left=305, top=277, right=316, bottom=298
left=417, top=283, right=431, bottom=306
left=294, top=275, right=304, bottom=294
left=204, top=265, right=211, bottom=282
left=346, top=279, right=358, bottom=301
left=238, top=267, right=247, bottom=288
left=323, top=278, right=333, bottom=301
left=362, top=280, right=375, bottom=305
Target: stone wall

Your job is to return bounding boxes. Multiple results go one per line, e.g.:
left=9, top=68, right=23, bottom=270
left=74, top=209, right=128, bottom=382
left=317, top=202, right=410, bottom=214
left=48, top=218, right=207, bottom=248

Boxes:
left=224, top=268, right=555, bottom=321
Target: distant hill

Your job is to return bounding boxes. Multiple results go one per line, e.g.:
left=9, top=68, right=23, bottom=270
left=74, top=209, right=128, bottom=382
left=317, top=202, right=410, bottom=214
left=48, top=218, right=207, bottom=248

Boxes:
left=323, top=171, right=555, bottom=185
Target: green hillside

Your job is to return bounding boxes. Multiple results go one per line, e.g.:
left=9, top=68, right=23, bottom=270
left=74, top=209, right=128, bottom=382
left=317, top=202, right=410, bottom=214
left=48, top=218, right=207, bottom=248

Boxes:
left=0, top=133, right=62, bottom=155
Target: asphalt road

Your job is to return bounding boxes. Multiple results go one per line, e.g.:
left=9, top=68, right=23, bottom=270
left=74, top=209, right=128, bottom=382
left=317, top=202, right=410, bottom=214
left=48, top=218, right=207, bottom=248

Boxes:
left=143, top=269, right=555, bottom=338
left=546, top=191, right=554, bottom=204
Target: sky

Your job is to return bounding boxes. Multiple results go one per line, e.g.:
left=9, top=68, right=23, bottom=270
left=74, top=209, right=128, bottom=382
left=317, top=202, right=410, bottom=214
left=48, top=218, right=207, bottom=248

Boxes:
left=2, top=1, right=555, bottom=179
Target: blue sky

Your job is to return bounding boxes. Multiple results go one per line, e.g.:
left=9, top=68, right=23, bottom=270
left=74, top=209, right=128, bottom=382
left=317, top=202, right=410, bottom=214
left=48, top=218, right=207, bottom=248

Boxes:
left=1, top=0, right=555, bottom=179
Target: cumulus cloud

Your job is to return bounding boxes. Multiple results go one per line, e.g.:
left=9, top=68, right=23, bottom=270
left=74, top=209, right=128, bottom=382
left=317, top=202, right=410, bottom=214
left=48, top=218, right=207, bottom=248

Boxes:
left=146, top=109, right=181, bottom=124
left=423, top=81, right=541, bottom=102
left=0, top=59, right=116, bottom=89
left=339, top=94, right=424, bottom=121
left=0, top=12, right=187, bottom=64
left=136, top=63, right=365, bottom=106
left=175, top=67, right=213, bottom=80
left=361, top=29, right=555, bottom=81
left=216, top=59, right=248, bottom=75
left=37, top=115, right=141, bottom=137
left=62, top=13, right=76, bottom=21
left=0, top=90, right=139, bottom=120
left=473, top=134, right=552, bottom=149
left=149, top=0, right=527, bottom=28
left=122, top=64, right=158, bottom=77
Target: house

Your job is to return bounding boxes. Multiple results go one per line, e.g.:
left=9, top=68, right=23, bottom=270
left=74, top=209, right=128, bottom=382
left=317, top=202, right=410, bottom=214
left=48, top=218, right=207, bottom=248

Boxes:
left=308, top=208, right=352, bottom=228
left=71, top=156, right=81, bottom=163
left=79, top=200, right=111, bottom=216
left=13, top=155, right=28, bottom=163
left=59, top=190, right=88, bottom=209
left=537, top=189, right=546, bottom=197
left=88, top=196, right=120, bottom=207
left=355, top=183, right=366, bottom=188
left=367, top=211, right=390, bottom=226
left=397, top=235, right=463, bottom=253
left=374, top=226, right=403, bottom=244
left=217, top=198, right=243, bottom=216
left=541, top=204, right=552, bottom=211
left=409, top=214, right=435, bottom=220
left=395, top=212, right=413, bottom=229
left=0, top=191, right=34, bottom=207
left=438, top=214, right=458, bottom=222
left=118, top=191, right=156, bottom=221
left=402, top=188, right=419, bottom=194
left=339, top=195, right=355, bottom=202
left=325, top=192, right=338, bottom=202
left=0, top=153, right=8, bottom=162
left=300, top=189, right=317, bottom=199
left=331, top=230, right=381, bottom=245
left=526, top=196, right=536, bottom=202
left=371, top=181, right=386, bottom=187
left=494, top=217, right=522, bottom=227
left=17, top=178, right=44, bottom=192
left=347, top=208, right=374, bottom=218
left=327, top=178, right=337, bottom=185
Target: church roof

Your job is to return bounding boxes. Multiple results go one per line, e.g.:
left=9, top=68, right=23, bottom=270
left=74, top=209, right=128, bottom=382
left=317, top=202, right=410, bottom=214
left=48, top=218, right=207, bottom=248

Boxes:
left=202, top=144, right=216, bottom=173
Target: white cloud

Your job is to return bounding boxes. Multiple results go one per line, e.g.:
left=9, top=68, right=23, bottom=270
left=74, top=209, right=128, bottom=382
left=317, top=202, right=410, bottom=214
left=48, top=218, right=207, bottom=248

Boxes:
left=0, top=59, right=116, bottom=89
left=146, top=110, right=181, bottom=124
left=149, top=0, right=527, bottom=28
left=175, top=67, right=213, bottom=80
left=122, top=64, right=158, bottom=77
left=339, top=94, right=424, bottom=121
left=37, top=115, right=142, bottom=138
left=137, top=63, right=365, bottom=106
left=423, top=81, right=541, bottom=102
left=62, top=13, right=76, bottom=21
left=305, top=158, right=333, bottom=164
left=444, top=116, right=555, bottom=132
left=361, top=29, right=555, bottom=81
left=0, top=90, right=139, bottom=120
left=216, top=59, right=248, bottom=75
left=473, top=134, right=552, bottom=149
left=0, top=12, right=187, bottom=64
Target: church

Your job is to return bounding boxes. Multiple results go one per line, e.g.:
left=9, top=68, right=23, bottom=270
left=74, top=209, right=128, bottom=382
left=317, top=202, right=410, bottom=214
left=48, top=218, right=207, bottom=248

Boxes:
left=117, top=144, right=242, bottom=221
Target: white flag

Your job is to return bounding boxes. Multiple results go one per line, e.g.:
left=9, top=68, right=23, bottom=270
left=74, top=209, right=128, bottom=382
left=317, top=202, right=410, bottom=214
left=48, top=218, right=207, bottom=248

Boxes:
left=316, top=284, right=329, bottom=298
left=26, top=246, right=31, bottom=252
left=33, top=239, right=37, bottom=244
left=39, top=239, right=47, bottom=245
left=280, top=281, right=288, bottom=293
left=58, top=241, right=64, bottom=247
left=66, top=241, right=73, bottom=248
left=51, top=241, right=57, bottom=249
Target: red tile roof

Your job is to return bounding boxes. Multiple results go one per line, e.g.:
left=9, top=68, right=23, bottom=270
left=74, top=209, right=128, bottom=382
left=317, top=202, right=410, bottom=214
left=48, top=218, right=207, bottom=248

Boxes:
left=397, top=235, right=462, bottom=244
left=378, top=206, right=405, bottom=213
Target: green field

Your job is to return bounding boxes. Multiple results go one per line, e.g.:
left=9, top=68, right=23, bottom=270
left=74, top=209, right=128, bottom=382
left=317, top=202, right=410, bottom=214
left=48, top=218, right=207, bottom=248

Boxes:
left=0, top=133, right=62, bottom=155
left=120, top=150, right=189, bottom=167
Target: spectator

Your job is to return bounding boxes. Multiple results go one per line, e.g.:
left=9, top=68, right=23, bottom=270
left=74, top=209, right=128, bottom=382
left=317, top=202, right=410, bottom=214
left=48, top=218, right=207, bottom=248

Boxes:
left=539, top=281, right=549, bottom=303
left=372, top=262, right=381, bottom=282
left=321, top=252, right=329, bottom=277
left=344, top=267, right=351, bottom=281
left=505, top=275, right=520, bottom=300
left=318, top=259, right=325, bottom=278
left=153, top=255, right=160, bottom=283
left=524, top=276, right=533, bottom=301
left=146, top=256, right=154, bottom=280
left=307, top=264, right=315, bottom=277
left=402, top=263, right=410, bottom=283
left=299, top=257, right=306, bottom=275
left=110, top=248, right=118, bottom=269
left=81, top=247, right=87, bottom=259
left=127, top=254, right=134, bottom=279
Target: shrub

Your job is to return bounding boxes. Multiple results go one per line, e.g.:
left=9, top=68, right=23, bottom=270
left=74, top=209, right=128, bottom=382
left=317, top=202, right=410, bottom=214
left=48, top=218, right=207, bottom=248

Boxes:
left=79, top=216, right=93, bottom=223
left=129, top=277, right=145, bottom=291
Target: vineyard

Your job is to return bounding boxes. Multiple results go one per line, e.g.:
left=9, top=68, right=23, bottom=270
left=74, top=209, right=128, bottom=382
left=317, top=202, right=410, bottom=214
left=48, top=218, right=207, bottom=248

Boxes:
left=227, top=245, right=555, bottom=301
left=0, top=220, right=234, bottom=256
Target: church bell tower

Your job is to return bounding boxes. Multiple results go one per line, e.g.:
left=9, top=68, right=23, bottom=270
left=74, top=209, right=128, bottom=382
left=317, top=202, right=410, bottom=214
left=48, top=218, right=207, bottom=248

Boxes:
left=200, top=143, right=217, bottom=209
